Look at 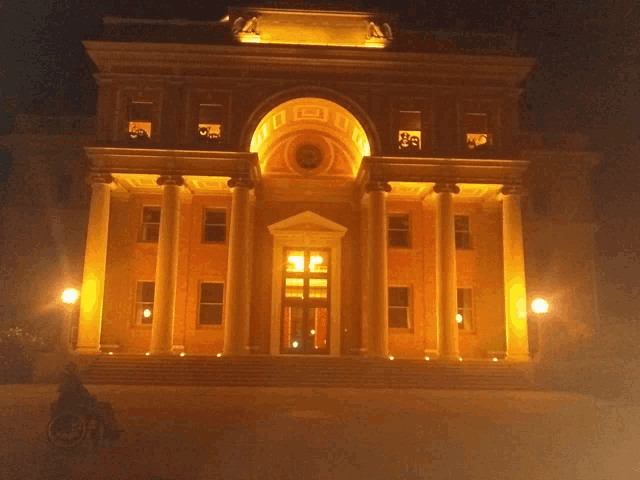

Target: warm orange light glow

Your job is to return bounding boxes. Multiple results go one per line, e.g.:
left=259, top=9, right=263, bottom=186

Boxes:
left=288, top=255, right=304, bottom=272
left=531, top=298, right=549, bottom=314
left=456, top=313, right=463, bottom=323
left=292, top=341, right=299, bottom=348
left=249, top=97, right=371, bottom=174
left=143, top=308, right=152, bottom=318
left=466, top=133, right=488, bottom=149
left=62, top=288, right=79, bottom=305
left=236, top=36, right=386, bottom=48
left=425, top=356, right=430, bottom=361
left=389, top=356, right=394, bottom=360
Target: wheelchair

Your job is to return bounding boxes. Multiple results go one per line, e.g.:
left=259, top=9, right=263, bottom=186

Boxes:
left=47, top=402, right=122, bottom=448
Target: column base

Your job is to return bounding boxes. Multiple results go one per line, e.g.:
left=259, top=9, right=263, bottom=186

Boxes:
left=439, top=353, right=462, bottom=362
left=221, top=348, right=249, bottom=356
left=505, top=353, right=531, bottom=363
left=149, top=348, right=175, bottom=356
left=74, top=346, right=102, bottom=355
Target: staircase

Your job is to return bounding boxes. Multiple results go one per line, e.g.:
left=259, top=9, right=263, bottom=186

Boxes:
left=83, top=355, right=535, bottom=390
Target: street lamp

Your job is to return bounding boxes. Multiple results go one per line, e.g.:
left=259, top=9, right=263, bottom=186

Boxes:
left=60, top=288, right=80, bottom=353
left=530, top=297, right=549, bottom=359
left=531, top=298, right=549, bottom=314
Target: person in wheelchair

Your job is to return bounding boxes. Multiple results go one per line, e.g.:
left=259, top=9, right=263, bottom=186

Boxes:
left=50, top=363, right=120, bottom=444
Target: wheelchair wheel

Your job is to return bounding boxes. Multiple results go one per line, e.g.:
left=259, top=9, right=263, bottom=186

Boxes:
left=47, top=412, right=87, bottom=448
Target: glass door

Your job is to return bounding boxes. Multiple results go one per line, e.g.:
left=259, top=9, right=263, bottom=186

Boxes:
left=281, top=248, right=330, bottom=354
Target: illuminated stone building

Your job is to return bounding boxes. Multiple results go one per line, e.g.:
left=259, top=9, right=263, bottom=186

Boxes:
left=71, top=6, right=599, bottom=360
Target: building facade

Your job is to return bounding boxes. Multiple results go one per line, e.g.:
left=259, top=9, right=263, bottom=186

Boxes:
left=70, top=7, right=599, bottom=360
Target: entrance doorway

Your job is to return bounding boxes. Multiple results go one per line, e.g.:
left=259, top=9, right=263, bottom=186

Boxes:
left=281, top=248, right=330, bottom=354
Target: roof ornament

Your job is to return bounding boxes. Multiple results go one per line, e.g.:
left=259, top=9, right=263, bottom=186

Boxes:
left=232, top=16, right=260, bottom=36
left=366, top=22, right=392, bottom=40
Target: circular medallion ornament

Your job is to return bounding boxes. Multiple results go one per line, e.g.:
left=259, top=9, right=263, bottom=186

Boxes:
left=295, top=144, right=323, bottom=170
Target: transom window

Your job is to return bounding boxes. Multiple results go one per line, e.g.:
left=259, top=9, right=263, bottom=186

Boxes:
left=388, top=214, right=410, bottom=248
left=136, top=282, right=155, bottom=325
left=457, top=288, right=473, bottom=330
left=129, top=102, right=152, bottom=140
left=140, top=207, right=160, bottom=243
left=199, top=283, right=224, bottom=325
left=397, top=110, right=421, bottom=152
left=203, top=209, right=226, bottom=243
left=388, top=286, right=410, bottom=329
left=455, top=215, right=471, bottom=249
left=198, top=104, right=223, bottom=143
left=464, top=113, right=489, bottom=149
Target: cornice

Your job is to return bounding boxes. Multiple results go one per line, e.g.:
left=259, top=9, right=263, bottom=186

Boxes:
left=84, top=40, right=535, bottom=86
left=85, top=146, right=261, bottom=182
left=356, top=155, right=530, bottom=189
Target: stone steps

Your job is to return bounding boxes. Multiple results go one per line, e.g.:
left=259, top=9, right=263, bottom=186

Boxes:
left=83, top=355, right=535, bottom=390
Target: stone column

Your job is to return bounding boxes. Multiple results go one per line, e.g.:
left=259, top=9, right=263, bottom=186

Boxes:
left=366, top=181, right=391, bottom=357
left=149, top=176, right=183, bottom=355
left=76, top=174, right=113, bottom=353
left=502, top=185, right=529, bottom=361
left=434, top=183, right=460, bottom=360
left=223, top=177, right=254, bottom=355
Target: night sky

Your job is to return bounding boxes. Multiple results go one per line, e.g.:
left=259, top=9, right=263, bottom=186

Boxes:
left=1, top=0, right=639, bottom=318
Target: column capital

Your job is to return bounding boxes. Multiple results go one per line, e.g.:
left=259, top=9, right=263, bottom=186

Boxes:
left=501, top=184, right=524, bottom=196
left=433, top=183, right=460, bottom=195
left=227, top=177, right=255, bottom=190
left=365, top=181, right=392, bottom=193
left=88, top=173, right=114, bottom=185
left=157, top=175, right=184, bottom=187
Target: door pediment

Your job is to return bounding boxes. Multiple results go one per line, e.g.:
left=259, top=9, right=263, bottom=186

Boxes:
left=268, top=211, right=347, bottom=237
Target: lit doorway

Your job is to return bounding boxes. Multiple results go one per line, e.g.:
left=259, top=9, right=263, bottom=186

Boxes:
left=281, top=248, right=330, bottom=354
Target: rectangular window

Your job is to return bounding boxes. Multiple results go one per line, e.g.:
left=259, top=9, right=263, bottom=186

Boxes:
left=454, top=215, right=471, bottom=249
left=457, top=288, right=473, bottom=330
left=464, top=113, right=489, bottom=149
left=397, top=110, right=421, bottom=152
left=203, top=209, right=226, bottom=243
left=199, top=282, right=224, bottom=325
left=128, top=102, right=152, bottom=140
left=140, top=207, right=161, bottom=243
left=388, top=286, right=410, bottom=329
left=388, top=214, right=410, bottom=248
left=136, top=282, right=155, bottom=325
left=198, top=104, right=223, bottom=143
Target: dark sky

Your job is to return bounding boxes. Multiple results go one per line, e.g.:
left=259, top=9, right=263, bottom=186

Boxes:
left=1, top=0, right=639, bottom=316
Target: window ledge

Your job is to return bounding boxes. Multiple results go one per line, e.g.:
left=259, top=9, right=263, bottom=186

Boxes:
left=389, top=328, right=414, bottom=334
left=196, top=324, right=224, bottom=330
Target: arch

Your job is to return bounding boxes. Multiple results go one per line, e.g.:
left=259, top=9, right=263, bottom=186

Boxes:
left=239, top=86, right=381, bottom=169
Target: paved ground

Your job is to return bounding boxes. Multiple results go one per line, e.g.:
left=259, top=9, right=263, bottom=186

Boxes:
left=1, top=385, right=639, bottom=480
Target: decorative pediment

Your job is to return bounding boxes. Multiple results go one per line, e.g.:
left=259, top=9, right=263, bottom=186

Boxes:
left=268, top=211, right=347, bottom=236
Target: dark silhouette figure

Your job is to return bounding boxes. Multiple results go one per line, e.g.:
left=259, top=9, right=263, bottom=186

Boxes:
left=50, top=363, right=120, bottom=444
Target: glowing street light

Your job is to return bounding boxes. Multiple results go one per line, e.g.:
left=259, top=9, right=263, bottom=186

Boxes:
left=531, top=298, right=549, bottom=314
left=60, top=287, right=80, bottom=353
left=61, top=288, right=79, bottom=305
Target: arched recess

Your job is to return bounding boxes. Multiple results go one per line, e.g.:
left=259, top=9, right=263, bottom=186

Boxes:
left=240, top=86, right=380, bottom=175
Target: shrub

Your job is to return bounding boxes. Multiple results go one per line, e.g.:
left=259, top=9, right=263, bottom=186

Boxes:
left=0, top=326, right=47, bottom=384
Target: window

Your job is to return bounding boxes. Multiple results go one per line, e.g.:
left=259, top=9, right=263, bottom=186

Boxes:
left=457, top=288, right=473, bottom=330
left=454, top=216, right=471, bottom=249
left=203, top=209, right=226, bottom=243
left=389, top=287, right=410, bottom=329
left=199, top=283, right=224, bottom=325
left=388, top=214, right=410, bottom=248
left=397, top=110, right=421, bottom=152
left=140, top=207, right=160, bottom=243
left=136, top=282, right=155, bottom=325
left=464, top=113, right=489, bottom=149
left=129, top=102, right=152, bottom=140
left=198, top=104, right=223, bottom=143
